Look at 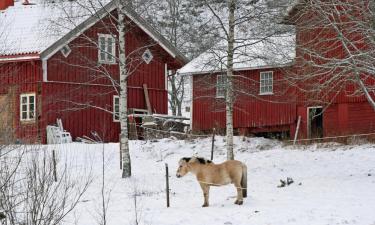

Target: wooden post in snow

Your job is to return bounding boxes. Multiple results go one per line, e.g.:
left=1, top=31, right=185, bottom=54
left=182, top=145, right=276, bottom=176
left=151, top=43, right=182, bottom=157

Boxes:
left=52, top=150, right=57, bottom=182
left=165, top=163, right=170, bottom=208
left=294, top=116, right=302, bottom=145
left=211, top=128, right=215, bottom=161
left=120, top=145, right=122, bottom=170
left=143, top=84, right=152, bottom=114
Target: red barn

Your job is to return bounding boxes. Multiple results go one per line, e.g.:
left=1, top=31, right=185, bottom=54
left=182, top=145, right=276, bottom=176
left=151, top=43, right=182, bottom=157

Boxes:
left=180, top=1, right=375, bottom=140
left=0, top=0, right=187, bottom=143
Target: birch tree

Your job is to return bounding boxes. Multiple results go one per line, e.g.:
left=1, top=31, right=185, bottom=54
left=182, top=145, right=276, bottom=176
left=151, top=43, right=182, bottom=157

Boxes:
left=117, top=0, right=131, bottom=178
left=44, top=0, right=165, bottom=177
left=189, top=0, right=293, bottom=160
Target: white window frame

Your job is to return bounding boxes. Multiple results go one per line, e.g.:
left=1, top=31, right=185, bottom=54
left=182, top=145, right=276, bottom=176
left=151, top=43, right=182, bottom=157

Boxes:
left=216, top=75, right=226, bottom=98
left=20, top=93, right=36, bottom=122
left=142, top=49, right=153, bottom=64
left=259, top=71, right=273, bottom=95
left=60, top=45, right=71, bottom=58
left=98, top=34, right=116, bottom=64
left=113, top=95, right=120, bottom=122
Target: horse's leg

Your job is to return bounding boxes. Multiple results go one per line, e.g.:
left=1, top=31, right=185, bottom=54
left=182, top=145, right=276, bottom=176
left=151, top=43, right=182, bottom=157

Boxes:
left=199, top=183, right=210, bottom=207
left=234, top=179, right=243, bottom=205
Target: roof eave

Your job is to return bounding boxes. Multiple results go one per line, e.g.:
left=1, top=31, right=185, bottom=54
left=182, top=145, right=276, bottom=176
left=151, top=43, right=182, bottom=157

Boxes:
left=0, top=54, right=40, bottom=63
left=179, top=61, right=295, bottom=76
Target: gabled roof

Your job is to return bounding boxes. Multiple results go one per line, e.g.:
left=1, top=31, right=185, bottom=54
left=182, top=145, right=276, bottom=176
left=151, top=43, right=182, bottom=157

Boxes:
left=0, top=0, right=188, bottom=64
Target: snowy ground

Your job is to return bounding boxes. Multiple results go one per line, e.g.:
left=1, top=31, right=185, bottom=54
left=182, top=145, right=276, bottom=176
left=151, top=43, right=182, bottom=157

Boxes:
left=46, top=137, right=375, bottom=225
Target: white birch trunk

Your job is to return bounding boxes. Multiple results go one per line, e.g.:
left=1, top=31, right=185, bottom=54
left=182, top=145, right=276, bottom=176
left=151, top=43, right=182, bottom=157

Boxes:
left=118, top=1, right=131, bottom=178
left=226, top=0, right=236, bottom=160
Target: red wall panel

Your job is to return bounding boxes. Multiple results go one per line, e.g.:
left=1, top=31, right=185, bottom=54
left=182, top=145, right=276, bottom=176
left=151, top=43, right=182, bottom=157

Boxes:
left=0, top=60, right=43, bottom=143
left=192, top=68, right=297, bottom=133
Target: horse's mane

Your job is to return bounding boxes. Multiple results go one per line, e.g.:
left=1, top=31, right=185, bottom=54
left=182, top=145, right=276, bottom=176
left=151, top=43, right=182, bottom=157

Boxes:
left=182, top=157, right=212, bottom=164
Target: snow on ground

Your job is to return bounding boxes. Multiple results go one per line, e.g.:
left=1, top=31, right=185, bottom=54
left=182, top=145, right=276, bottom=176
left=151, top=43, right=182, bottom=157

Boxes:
left=47, top=137, right=375, bottom=225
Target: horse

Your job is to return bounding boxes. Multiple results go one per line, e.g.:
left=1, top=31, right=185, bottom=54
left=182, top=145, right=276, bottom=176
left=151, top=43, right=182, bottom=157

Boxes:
left=176, top=156, right=247, bottom=207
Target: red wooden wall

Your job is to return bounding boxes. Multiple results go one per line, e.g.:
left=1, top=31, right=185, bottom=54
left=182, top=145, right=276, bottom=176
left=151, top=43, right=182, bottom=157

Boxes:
left=192, top=68, right=297, bottom=134
left=41, top=13, right=173, bottom=142
left=0, top=11, right=181, bottom=144
left=0, top=60, right=43, bottom=143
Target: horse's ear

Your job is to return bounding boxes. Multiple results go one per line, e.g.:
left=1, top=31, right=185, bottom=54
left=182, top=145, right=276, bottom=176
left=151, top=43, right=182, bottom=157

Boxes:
left=181, top=157, right=191, bottom=163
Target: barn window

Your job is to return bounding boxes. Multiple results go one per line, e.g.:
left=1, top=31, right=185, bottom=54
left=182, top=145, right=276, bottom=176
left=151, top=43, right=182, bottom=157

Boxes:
left=98, top=34, right=116, bottom=64
left=113, top=95, right=120, bottom=122
left=216, top=75, right=226, bottom=98
left=142, top=49, right=153, bottom=64
left=259, top=71, right=273, bottom=95
left=20, top=93, right=36, bottom=122
left=60, top=45, right=71, bottom=58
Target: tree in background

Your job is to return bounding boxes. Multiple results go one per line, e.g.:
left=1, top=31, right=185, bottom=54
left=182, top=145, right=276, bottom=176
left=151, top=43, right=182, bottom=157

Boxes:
left=133, top=0, right=218, bottom=116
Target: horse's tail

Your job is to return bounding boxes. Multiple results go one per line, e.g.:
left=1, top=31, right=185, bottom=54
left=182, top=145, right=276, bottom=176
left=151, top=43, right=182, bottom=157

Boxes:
left=241, top=163, right=247, bottom=198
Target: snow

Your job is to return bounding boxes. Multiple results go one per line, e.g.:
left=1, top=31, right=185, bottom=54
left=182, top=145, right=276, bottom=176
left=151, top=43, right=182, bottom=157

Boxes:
left=42, top=137, right=375, bottom=225
left=0, top=0, right=103, bottom=56
left=178, top=32, right=296, bottom=75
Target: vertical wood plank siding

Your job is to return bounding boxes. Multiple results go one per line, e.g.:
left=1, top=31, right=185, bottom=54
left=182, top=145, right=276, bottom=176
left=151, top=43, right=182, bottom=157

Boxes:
left=42, top=15, right=171, bottom=143
left=192, top=68, right=297, bottom=133
left=0, top=60, right=43, bottom=143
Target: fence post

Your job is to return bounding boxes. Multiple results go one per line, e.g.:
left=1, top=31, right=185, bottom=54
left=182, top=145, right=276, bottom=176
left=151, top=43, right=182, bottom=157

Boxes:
left=293, top=116, right=302, bottom=145
left=52, top=150, right=57, bottom=182
left=165, top=163, right=170, bottom=208
left=119, top=134, right=123, bottom=169
left=211, top=128, right=215, bottom=161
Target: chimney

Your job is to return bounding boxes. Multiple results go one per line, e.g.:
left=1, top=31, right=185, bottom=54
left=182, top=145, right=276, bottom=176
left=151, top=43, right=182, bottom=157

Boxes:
left=0, top=0, right=14, bottom=10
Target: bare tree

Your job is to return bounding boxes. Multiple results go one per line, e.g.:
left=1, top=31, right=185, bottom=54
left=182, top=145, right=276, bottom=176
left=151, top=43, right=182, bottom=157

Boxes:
left=0, top=142, right=92, bottom=225
left=133, top=0, right=217, bottom=116
left=286, top=0, right=375, bottom=109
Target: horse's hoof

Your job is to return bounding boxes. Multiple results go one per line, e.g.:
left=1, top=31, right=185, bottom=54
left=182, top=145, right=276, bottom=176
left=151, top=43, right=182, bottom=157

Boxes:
left=202, top=204, right=209, bottom=207
left=234, top=200, right=243, bottom=205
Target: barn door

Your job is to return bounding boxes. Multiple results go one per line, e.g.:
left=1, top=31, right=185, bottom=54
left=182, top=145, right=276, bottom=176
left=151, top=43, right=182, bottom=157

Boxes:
left=0, top=93, right=14, bottom=143
left=307, top=107, right=323, bottom=139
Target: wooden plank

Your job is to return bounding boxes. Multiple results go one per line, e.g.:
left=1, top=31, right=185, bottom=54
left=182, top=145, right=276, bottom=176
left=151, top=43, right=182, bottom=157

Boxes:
left=293, top=116, right=301, bottom=145
left=143, top=84, right=152, bottom=114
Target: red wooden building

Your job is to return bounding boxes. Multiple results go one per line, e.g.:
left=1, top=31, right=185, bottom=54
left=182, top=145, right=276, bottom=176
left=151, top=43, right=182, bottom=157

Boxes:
left=0, top=0, right=187, bottom=143
left=180, top=1, right=375, bottom=140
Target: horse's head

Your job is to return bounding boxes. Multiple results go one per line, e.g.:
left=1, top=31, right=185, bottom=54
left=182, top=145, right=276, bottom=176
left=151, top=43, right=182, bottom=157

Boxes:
left=176, top=157, right=191, bottom=178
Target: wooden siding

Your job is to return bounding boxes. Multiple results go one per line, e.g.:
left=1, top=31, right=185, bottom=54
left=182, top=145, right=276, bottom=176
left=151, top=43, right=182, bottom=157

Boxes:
left=0, top=60, right=43, bottom=143
left=42, top=14, right=170, bottom=143
left=192, top=68, right=296, bottom=133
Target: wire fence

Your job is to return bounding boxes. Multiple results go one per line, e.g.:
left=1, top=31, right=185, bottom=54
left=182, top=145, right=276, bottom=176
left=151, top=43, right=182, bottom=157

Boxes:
left=132, top=123, right=375, bottom=144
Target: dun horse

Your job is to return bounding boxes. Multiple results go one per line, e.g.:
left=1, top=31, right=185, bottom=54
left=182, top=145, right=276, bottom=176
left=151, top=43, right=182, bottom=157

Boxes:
left=176, top=157, right=247, bottom=207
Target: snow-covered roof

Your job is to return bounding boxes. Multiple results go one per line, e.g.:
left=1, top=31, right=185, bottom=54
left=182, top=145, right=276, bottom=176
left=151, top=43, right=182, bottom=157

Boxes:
left=0, top=0, right=98, bottom=56
left=178, top=30, right=296, bottom=75
left=0, top=0, right=188, bottom=63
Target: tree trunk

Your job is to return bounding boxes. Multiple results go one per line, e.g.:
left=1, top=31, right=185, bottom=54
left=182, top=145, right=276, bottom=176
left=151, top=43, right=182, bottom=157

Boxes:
left=226, top=0, right=236, bottom=160
left=118, top=1, right=131, bottom=178
left=170, top=75, right=177, bottom=116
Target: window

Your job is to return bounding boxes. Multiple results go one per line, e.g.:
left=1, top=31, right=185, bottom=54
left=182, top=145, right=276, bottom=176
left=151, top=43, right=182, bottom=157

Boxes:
left=98, top=34, right=116, bottom=64
left=20, top=93, right=36, bottom=121
left=260, top=71, right=273, bottom=95
left=60, top=45, right=71, bottom=58
left=113, top=95, right=120, bottom=122
left=142, top=49, right=153, bottom=64
left=216, top=75, right=226, bottom=98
